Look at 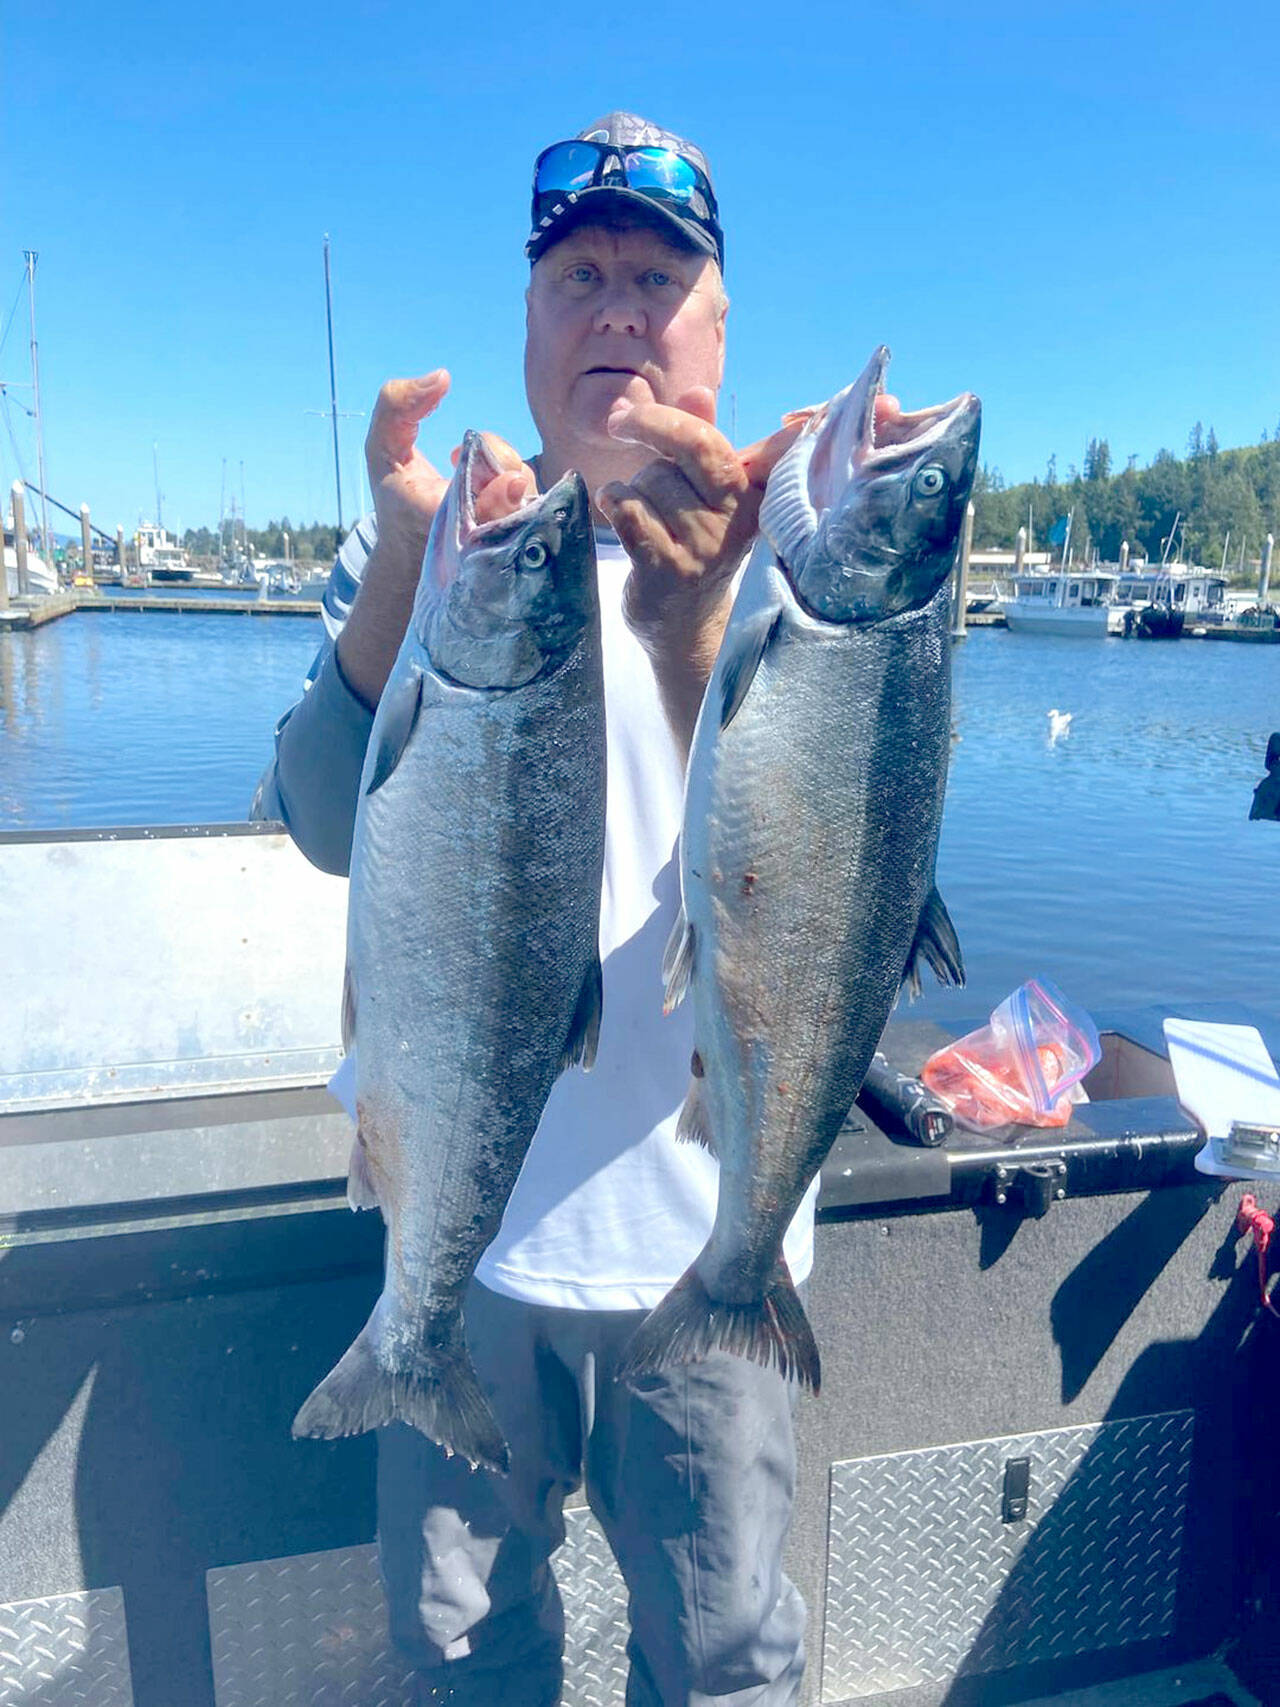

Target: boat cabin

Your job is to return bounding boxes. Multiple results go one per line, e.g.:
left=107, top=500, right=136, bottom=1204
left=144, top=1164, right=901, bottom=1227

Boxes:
left=1112, top=570, right=1227, bottom=619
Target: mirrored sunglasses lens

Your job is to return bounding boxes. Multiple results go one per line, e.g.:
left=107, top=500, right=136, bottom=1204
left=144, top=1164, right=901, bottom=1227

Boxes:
left=535, top=142, right=601, bottom=196
left=623, top=148, right=698, bottom=201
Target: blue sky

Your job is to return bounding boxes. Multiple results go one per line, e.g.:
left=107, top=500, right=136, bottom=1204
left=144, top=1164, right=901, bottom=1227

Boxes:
left=5, top=0, right=1278, bottom=539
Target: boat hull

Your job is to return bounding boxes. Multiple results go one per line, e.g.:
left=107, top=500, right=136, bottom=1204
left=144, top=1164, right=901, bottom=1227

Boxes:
left=1002, top=603, right=1111, bottom=636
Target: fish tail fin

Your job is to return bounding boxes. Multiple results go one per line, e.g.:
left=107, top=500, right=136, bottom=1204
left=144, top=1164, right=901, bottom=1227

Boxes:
left=292, top=1313, right=510, bottom=1473
left=617, top=1261, right=820, bottom=1394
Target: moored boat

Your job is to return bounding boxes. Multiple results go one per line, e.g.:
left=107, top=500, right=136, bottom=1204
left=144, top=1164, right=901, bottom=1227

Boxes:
left=3, top=523, right=57, bottom=598
left=1000, top=568, right=1117, bottom=636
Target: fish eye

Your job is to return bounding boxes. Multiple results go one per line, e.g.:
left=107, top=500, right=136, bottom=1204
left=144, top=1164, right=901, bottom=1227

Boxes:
left=913, top=465, right=948, bottom=498
left=519, top=539, right=549, bottom=571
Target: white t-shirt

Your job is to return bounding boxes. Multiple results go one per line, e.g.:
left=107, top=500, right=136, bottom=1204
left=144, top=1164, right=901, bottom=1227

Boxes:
left=327, top=532, right=817, bottom=1311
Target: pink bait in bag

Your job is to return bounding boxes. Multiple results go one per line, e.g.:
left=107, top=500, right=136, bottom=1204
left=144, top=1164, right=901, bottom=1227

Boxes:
left=920, top=978, right=1101, bottom=1132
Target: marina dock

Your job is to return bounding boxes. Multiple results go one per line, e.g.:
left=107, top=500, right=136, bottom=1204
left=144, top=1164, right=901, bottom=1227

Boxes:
left=0, top=589, right=323, bottom=629
left=3, top=589, right=1276, bottom=640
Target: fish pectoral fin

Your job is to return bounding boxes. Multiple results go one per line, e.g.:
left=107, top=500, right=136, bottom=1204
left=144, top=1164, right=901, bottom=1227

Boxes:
left=346, top=1130, right=380, bottom=1211
left=903, top=886, right=965, bottom=998
left=675, top=1074, right=716, bottom=1155
left=560, top=956, right=604, bottom=1073
left=365, top=664, right=425, bottom=794
left=662, top=907, right=695, bottom=1013
left=719, top=605, right=784, bottom=729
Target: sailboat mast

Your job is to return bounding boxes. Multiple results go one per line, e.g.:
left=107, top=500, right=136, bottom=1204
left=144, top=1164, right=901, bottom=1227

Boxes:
left=24, top=251, right=49, bottom=557
left=323, top=235, right=344, bottom=535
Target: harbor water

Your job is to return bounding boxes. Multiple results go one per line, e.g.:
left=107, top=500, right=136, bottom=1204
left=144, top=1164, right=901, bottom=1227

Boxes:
left=1, top=609, right=1276, bottom=1022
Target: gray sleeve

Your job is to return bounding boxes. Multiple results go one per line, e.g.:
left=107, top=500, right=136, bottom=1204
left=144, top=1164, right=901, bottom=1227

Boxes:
left=250, top=514, right=379, bottom=876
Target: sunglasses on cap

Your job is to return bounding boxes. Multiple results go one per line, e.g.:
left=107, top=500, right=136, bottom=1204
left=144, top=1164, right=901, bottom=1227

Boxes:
left=530, top=140, right=722, bottom=268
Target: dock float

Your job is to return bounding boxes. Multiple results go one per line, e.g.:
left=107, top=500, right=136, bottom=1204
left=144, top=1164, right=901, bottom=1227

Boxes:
left=0, top=591, right=78, bottom=631
left=0, top=591, right=323, bottom=629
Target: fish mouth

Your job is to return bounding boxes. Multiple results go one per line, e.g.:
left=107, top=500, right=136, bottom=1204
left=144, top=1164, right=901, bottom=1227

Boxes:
left=452, top=429, right=588, bottom=556
left=456, top=431, right=505, bottom=549
left=867, top=387, right=981, bottom=469
left=804, top=347, right=979, bottom=498
left=455, top=431, right=565, bottom=553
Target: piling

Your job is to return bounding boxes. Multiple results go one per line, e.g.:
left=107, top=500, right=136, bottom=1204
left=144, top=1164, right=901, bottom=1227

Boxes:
left=1260, top=535, right=1273, bottom=611
left=116, top=527, right=126, bottom=578
left=951, top=501, right=975, bottom=638
left=1014, top=526, right=1026, bottom=578
left=1120, top=540, right=1129, bottom=573
left=11, top=482, right=30, bottom=596
left=80, top=505, right=92, bottom=583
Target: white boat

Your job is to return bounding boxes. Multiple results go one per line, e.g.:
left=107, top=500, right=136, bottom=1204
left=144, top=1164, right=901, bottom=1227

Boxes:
left=4, top=526, right=57, bottom=598
left=1000, top=568, right=1118, bottom=636
left=1108, top=568, right=1228, bottom=635
left=135, top=521, right=196, bottom=582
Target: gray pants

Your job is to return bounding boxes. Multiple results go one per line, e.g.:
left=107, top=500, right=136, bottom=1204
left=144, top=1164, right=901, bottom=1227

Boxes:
left=378, top=1279, right=806, bottom=1706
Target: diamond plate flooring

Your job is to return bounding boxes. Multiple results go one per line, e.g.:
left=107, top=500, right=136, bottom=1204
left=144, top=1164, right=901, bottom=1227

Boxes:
left=208, top=1544, right=416, bottom=1707
left=1014, top=1656, right=1260, bottom=1706
left=207, top=1505, right=629, bottom=1706
left=0, top=1587, right=134, bottom=1706
left=821, top=1409, right=1194, bottom=1702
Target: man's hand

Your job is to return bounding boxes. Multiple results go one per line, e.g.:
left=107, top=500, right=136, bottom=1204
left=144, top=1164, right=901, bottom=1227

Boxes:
left=337, top=372, right=536, bottom=710
left=594, top=388, right=803, bottom=752
left=596, top=387, right=766, bottom=630
left=365, top=370, right=454, bottom=570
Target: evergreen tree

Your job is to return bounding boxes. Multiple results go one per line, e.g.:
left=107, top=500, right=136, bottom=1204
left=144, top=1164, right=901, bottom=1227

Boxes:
left=1084, top=438, right=1112, bottom=481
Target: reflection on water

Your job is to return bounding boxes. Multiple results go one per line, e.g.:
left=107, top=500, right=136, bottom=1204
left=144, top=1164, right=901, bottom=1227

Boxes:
left=0, top=615, right=1276, bottom=1015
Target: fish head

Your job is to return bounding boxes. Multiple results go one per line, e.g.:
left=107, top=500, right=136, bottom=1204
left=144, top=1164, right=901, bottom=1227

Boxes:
left=416, top=432, right=596, bottom=688
left=762, top=347, right=981, bottom=624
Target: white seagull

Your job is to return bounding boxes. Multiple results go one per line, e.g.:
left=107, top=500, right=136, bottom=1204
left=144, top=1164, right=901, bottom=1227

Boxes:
left=1048, top=708, right=1073, bottom=744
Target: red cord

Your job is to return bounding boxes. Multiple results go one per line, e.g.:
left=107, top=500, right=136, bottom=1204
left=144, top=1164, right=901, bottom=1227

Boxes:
left=1236, top=1195, right=1280, bottom=1319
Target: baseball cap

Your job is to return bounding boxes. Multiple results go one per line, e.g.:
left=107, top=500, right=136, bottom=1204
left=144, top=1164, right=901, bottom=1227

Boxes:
left=526, top=111, right=724, bottom=274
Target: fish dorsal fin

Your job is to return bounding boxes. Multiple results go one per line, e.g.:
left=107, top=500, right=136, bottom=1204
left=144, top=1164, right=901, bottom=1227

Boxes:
left=902, top=886, right=965, bottom=998
left=560, top=956, right=604, bottom=1072
left=720, top=605, right=783, bottom=729
left=366, top=664, right=425, bottom=794
left=760, top=437, right=818, bottom=573
left=662, top=906, right=695, bottom=1013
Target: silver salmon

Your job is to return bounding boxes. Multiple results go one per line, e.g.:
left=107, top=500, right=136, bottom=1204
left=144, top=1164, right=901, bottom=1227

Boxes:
left=620, top=348, right=980, bottom=1392
left=293, top=435, right=606, bottom=1470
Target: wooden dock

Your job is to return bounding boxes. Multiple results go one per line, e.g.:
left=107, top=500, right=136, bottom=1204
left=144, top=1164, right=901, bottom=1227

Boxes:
left=0, top=591, right=323, bottom=630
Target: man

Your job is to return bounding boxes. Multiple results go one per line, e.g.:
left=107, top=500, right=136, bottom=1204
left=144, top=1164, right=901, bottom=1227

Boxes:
left=256, top=112, right=826, bottom=1706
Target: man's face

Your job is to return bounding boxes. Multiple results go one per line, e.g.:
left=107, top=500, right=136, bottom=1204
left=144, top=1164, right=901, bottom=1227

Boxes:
left=524, top=221, right=727, bottom=468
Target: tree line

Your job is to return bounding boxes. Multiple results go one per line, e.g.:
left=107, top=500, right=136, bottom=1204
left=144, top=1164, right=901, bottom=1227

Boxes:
left=973, top=425, right=1280, bottom=575
left=180, top=519, right=342, bottom=563
left=175, top=423, right=1280, bottom=577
